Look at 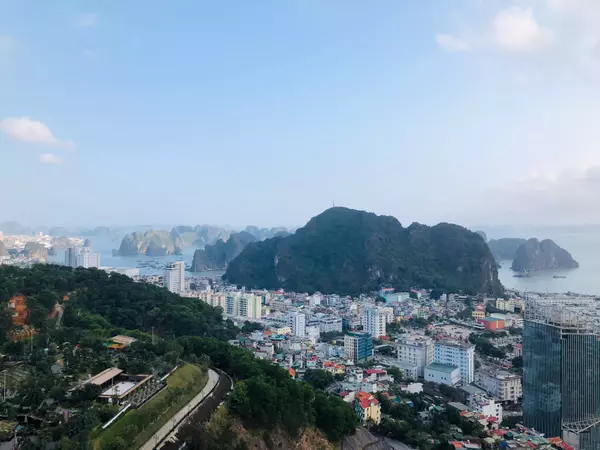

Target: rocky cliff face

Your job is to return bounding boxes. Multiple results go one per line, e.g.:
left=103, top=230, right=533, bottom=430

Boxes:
left=23, top=242, right=48, bottom=259
left=225, top=207, right=504, bottom=295
left=191, top=231, right=257, bottom=271
left=511, top=238, right=579, bottom=272
left=0, top=240, right=8, bottom=257
left=117, top=230, right=183, bottom=256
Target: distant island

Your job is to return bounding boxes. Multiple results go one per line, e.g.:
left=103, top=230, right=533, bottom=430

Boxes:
left=488, top=238, right=527, bottom=260
left=224, top=207, right=504, bottom=295
left=116, top=225, right=292, bottom=257
left=511, top=238, right=579, bottom=272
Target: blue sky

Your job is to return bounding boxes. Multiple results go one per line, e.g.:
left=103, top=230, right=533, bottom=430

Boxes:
left=2, top=0, right=600, bottom=228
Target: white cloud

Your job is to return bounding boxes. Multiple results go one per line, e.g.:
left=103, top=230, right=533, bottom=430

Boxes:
left=39, top=153, right=62, bottom=165
left=0, top=117, right=75, bottom=149
left=436, top=34, right=471, bottom=52
left=75, top=13, right=97, bottom=28
left=492, top=7, right=553, bottom=52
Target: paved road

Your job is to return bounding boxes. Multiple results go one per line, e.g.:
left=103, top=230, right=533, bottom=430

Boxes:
left=386, top=438, right=416, bottom=450
left=139, top=368, right=219, bottom=450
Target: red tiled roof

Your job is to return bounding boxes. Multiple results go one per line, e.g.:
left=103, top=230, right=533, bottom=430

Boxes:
left=365, top=369, right=387, bottom=375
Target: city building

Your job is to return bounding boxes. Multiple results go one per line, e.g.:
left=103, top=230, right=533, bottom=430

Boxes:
left=306, top=325, right=320, bottom=343
left=467, top=394, right=503, bottom=422
left=477, top=317, right=505, bottom=330
left=344, top=332, right=373, bottom=364
left=238, top=294, right=262, bottom=319
left=425, top=362, right=461, bottom=386
left=163, top=261, right=185, bottom=294
left=318, top=316, right=343, bottom=333
left=397, top=335, right=434, bottom=378
left=434, top=340, right=475, bottom=384
left=495, top=298, right=525, bottom=313
left=472, top=304, right=486, bottom=320
left=475, top=369, right=522, bottom=403
left=363, top=305, right=386, bottom=338
left=65, top=245, right=100, bottom=269
left=523, top=296, right=600, bottom=448
left=354, top=391, right=381, bottom=425
left=286, top=311, right=306, bottom=337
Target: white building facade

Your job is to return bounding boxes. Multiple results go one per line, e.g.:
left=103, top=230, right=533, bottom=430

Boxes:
left=163, top=261, right=185, bottom=294
left=363, top=305, right=387, bottom=338
left=475, top=369, right=522, bottom=403
left=397, top=335, right=434, bottom=378
left=433, top=341, right=475, bottom=384
left=286, top=311, right=306, bottom=337
left=318, top=316, right=343, bottom=333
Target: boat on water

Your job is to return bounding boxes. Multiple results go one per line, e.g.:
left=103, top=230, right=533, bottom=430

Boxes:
left=513, top=270, right=529, bottom=278
left=553, top=275, right=567, bottom=279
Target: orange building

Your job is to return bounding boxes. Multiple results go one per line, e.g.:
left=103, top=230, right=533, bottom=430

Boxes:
left=476, top=317, right=505, bottom=330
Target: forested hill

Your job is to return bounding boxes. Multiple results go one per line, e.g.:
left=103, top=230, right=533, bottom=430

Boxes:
left=0, top=264, right=235, bottom=341
left=224, top=207, right=504, bottom=296
left=0, top=265, right=358, bottom=448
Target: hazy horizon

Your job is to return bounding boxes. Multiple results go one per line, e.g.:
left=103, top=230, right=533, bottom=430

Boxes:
left=3, top=1, right=600, bottom=227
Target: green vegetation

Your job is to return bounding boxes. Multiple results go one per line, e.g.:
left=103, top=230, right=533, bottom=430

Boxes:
left=512, top=238, right=579, bottom=271
left=0, top=265, right=357, bottom=448
left=95, top=363, right=208, bottom=450
left=469, top=334, right=507, bottom=359
left=375, top=390, right=487, bottom=450
left=179, top=337, right=358, bottom=441
left=190, top=231, right=257, bottom=271
left=225, top=207, right=504, bottom=295
left=303, top=368, right=334, bottom=390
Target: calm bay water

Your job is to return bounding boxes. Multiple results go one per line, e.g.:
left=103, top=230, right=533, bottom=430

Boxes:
left=493, top=229, right=600, bottom=295
left=48, top=236, right=224, bottom=278
left=46, top=229, right=600, bottom=294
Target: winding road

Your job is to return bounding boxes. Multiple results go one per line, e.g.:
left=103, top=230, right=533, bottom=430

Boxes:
left=139, top=369, right=222, bottom=450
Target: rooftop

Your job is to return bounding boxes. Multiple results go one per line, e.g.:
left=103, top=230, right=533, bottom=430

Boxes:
left=426, top=362, right=459, bottom=374
left=88, top=368, right=123, bottom=386
left=437, top=340, right=475, bottom=350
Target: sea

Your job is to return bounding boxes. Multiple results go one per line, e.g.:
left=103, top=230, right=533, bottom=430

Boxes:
left=488, top=227, right=600, bottom=296
left=46, top=228, right=600, bottom=295
left=47, top=236, right=225, bottom=279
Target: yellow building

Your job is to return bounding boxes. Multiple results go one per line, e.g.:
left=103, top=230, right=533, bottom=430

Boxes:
left=273, top=326, right=292, bottom=335
left=355, top=391, right=381, bottom=425
left=472, top=305, right=486, bottom=320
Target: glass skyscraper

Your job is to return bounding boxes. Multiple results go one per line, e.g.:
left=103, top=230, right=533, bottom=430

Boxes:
left=523, top=296, right=600, bottom=450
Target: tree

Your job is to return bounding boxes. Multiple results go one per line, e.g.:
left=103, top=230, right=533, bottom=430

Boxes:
left=430, top=289, right=445, bottom=300
left=511, top=356, right=523, bottom=368
left=387, top=366, right=403, bottom=382
left=303, top=369, right=334, bottom=390
left=409, top=292, right=418, bottom=299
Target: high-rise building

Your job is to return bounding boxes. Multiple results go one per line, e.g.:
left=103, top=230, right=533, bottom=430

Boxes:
left=397, top=335, right=434, bottom=378
left=65, top=247, right=78, bottom=267
left=433, top=340, right=475, bottom=384
left=78, top=252, right=100, bottom=268
left=363, top=305, right=387, bottom=338
left=523, top=296, right=600, bottom=447
left=65, top=246, right=100, bottom=269
left=344, top=332, right=373, bottom=364
left=286, top=311, right=306, bottom=337
left=163, top=261, right=185, bottom=294
left=239, top=294, right=262, bottom=319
